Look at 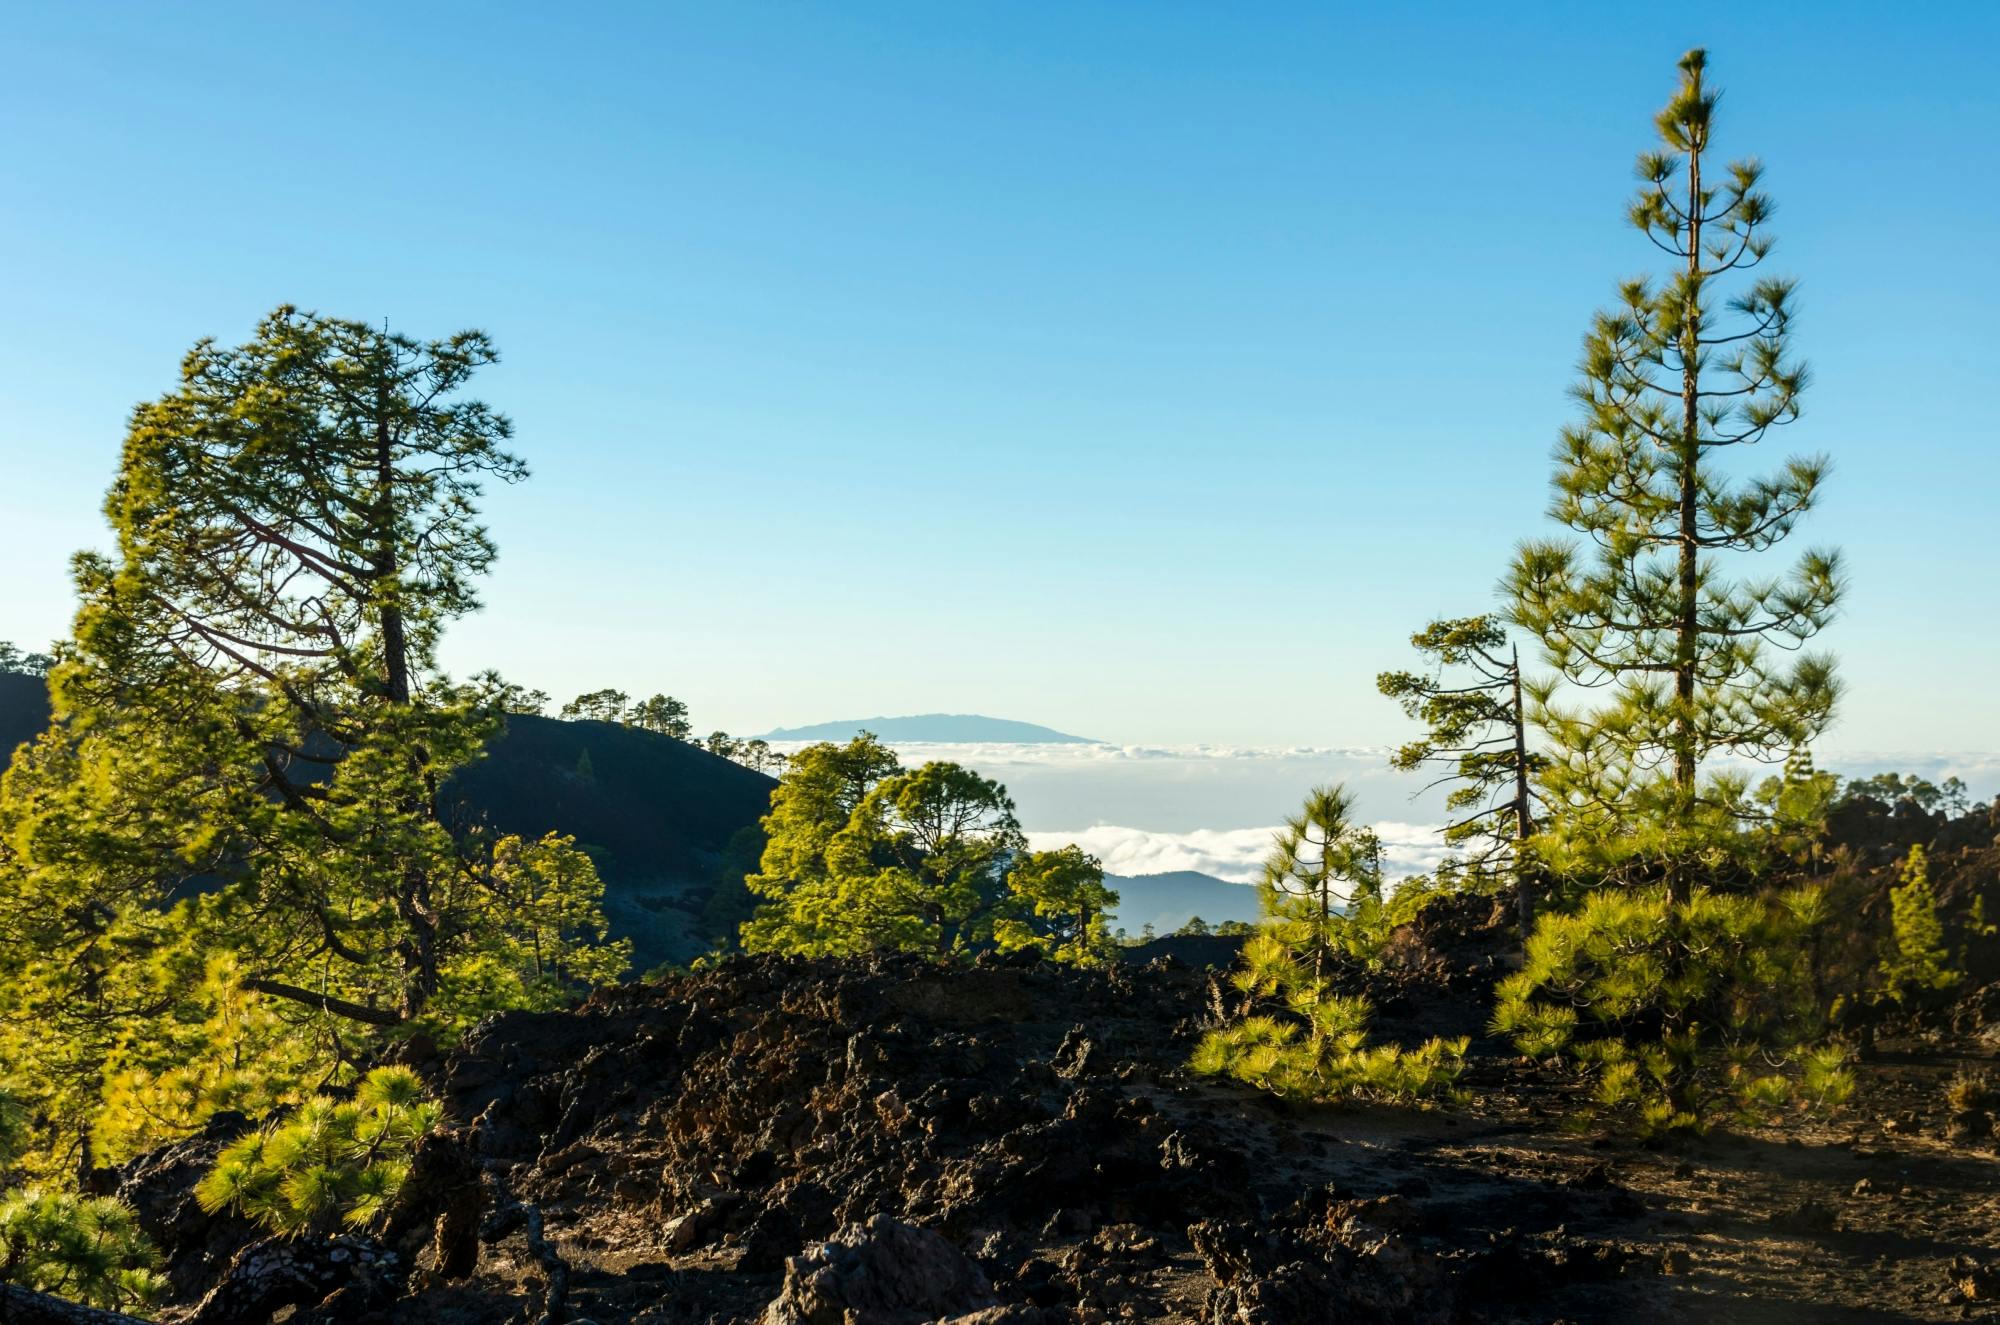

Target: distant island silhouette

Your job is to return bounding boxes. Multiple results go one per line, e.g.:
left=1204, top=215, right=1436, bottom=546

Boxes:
left=760, top=714, right=1101, bottom=744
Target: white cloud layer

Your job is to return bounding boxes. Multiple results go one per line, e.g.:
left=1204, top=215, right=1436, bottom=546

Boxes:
left=766, top=740, right=1388, bottom=767
left=1026, top=820, right=1452, bottom=885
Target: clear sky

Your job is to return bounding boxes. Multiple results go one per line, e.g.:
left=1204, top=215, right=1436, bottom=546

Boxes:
left=2, top=3, right=1995, bottom=751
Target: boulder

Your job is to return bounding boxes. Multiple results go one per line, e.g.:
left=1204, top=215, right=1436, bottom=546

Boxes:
left=763, top=1215, right=1002, bottom=1325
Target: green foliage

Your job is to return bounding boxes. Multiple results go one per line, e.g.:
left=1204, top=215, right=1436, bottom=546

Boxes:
left=628, top=694, right=691, bottom=740
left=1751, top=749, right=1841, bottom=866
left=797, top=761, right=1024, bottom=956
left=433, top=832, right=632, bottom=1033
left=1504, top=50, right=1840, bottom=880
left=1257, top=785, right=1387, bottom=975
left=740, top=735, right=901, bottom=954
left=1492, top=885, right=1853, bottom=1132
left=994, top=845, right=1119, bottom=966
left=1379, top=616, right=1542, bottom=867
left=561, top=689, right=630, bottom=723
left=1842, top=772, right=1972, bottom=817
left=195, top=1067, right=440, bottom=1238
left=1877, top=845, right=1961, bottom=1003
left=1193, top=784, right=1467, bottom=1104
left=0, top=642, right=54, bottom=678
left=698, top=825, right=768, bottom=952
left=747, top=746, right=1132, bottom=961
left=0, top=1189, right=165, bottom=1312
left=0, top=309, right=625, bottom=1176
left=733, top=738, right=783, bottom=773
left=88, top=954, right=327, bottom=1172
left=743, top=743, right=1017, bottom=956
left=473, top=671, right=550, bottom=717
left=1191, top=999, right=1468, bottom=1105
left=0, top=1088, right=26, bottom=1170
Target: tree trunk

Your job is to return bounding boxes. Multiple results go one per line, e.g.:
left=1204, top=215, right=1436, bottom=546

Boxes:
left=1509, top=644, right=1537, bottom=948
left=1670, top=133, right=1705, bottom=910
left=1662, top=132, right=1708, bottom=1117
left=1314, top=865, right=1330, bottom=985
left=374, top=408, right=412, bottom=707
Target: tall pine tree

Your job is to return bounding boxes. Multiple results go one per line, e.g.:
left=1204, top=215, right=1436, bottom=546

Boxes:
left=0, top=309, right=626, bottom=1175
left=1505, top=49, right=1840, bottom=893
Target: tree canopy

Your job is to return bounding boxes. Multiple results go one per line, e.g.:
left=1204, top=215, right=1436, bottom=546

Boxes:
left=0, top=309, right=626, bottom=1179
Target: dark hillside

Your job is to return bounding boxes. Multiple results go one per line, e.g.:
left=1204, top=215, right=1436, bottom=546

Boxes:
left=0, top=670, right=51, bottom=769
left=0, top=677, right=775, bottom=970
left=448, top=714, right=774, bottom=882
left=447, top=714, right=776, bottom=970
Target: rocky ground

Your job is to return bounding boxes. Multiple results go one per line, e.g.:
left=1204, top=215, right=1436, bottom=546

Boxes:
left=69, top=889, right=1997, bottom=1325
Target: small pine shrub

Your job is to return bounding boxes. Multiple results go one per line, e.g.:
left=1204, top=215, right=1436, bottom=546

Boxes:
left=1184, top=832, right=1472, bottom=1112
left=1878, top=845, right=1962, bottom=1004
left=0, top=1189, right=166, bottom=1313
left=195, top=1066, right=440, bottom=1237
left=1945, top=1069, right=1995, bottom=1114
left=1191, top=997, right=1468, bottom=1104
left=1492, top=884, right=1853, bottom=1134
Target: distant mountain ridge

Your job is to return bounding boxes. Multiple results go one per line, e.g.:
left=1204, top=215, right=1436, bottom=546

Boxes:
left=761, top=714, right=1101, bottom=744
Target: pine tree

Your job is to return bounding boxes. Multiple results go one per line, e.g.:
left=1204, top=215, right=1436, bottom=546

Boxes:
left=820, top=762, right=1024, bottom=955
left=1379, top=615, right=1544, bottom=939
left=0, top=643, right=54, bottom=678
left=1256, top=785, right=1384, bottom=982
left=628, top=694, right=692, bottom=739
left=740, top=735, right=900, bottom=954
left=0, top=1189, right=165, bottom=1312
left=1878, top=844, right=1960, bottom=1004
left=195, top=1066, right=439, bottom=1237
left=561, top=689, right=630, bottom=723
left=1493, top=883, right=1853, bottom=1133
left=994, top=845, right=1119, bottom=965
left=462, top=833, right=632, bottom=1012
left=0, top=309, right=625, bottom=1174
left=1194, top=787, right=1465, bottom=1103
left=1505, top=49, right=1841, bottom=889
left=743, top=751, right=1025, bottom=958
left=1490, top=50, right=1850, bottom=1129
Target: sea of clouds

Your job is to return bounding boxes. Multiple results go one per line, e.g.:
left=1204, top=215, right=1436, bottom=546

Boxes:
left=769, top=739, right=2000, bottom=889
left=1023, top=820, right=1454, bottom=885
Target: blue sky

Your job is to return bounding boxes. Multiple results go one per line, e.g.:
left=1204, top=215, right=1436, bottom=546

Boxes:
left=2, top=2, right=1995, bottom=752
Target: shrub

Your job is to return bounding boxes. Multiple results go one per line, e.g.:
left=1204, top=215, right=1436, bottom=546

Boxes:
left=0, top=1189, right=165, bottom=1312
left=194, top=1066, right=440, bottom=1236
left=1193, top=785, right=1469, bottom=1105
left=993, top=845, right=1119, bottom=966
left=1878, top=845, right=1962, bottom=1003
left=1493, top=884, right=1853, bottom=1134
left=1945, top=1070, right=1995, bottom=1114
left=1192, top=992, right=1468, bottom=1104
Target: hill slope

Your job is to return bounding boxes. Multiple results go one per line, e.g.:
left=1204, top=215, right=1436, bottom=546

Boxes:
left=446, top=713, right=778, bottom=969
left=0, top=671, right=50, bottom=768
left=0, top=677, right=774, bottom=970
left=1104, top=869, right=1261, bottom=935
left=762, top=713, right=1100, bottom=744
